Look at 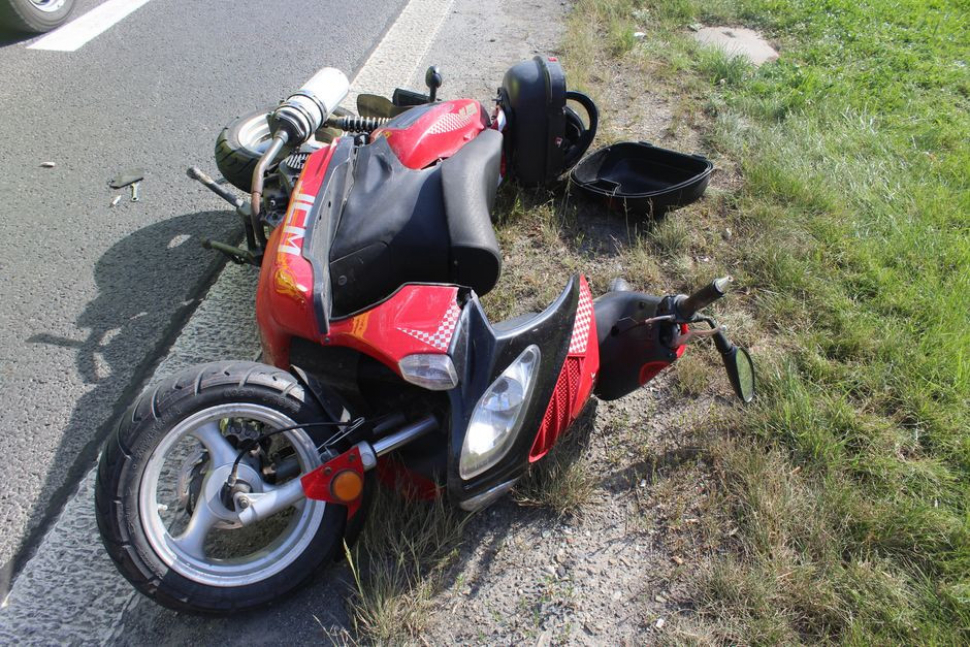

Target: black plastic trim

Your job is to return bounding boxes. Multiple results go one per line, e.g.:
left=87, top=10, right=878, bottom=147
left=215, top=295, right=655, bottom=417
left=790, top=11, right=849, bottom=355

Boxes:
left=445, top=277, right=580, bottom=503
left=301, top=137, right=356, bottom=334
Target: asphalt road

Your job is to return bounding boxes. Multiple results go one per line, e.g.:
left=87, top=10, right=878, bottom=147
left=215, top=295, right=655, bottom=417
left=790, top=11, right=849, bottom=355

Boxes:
left=0, top=0, right=568, bottom=641
left=0, top=0, right=410, bottom=593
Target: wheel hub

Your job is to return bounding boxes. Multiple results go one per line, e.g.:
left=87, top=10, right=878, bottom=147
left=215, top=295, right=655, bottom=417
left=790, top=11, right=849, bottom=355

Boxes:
left=200, top=463, right=263, bottom=523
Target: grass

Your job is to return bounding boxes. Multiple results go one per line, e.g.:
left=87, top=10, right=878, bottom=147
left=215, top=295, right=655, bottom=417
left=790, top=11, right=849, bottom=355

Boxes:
left=558, top=0, right=970, bottom=642
left=342, top=480, right=468, bottom=643
left=514, top=409, right=598, bottom=516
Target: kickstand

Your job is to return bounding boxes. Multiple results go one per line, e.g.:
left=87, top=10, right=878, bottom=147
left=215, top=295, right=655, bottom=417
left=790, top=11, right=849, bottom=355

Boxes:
left=202, top=238, right=259, bottom=266
left=186, top=166, right=244, bottom=209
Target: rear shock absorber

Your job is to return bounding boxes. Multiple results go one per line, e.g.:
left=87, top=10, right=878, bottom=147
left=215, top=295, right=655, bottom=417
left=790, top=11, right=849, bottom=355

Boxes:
left=326, top=115, right=390, bottom=134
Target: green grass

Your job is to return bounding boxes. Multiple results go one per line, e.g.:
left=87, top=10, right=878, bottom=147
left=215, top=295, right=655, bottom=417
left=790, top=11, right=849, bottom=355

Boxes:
left=563, top=0, right=970, bottom=642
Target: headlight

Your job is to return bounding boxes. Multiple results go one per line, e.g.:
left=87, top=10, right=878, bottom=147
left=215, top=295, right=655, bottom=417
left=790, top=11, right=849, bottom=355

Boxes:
left=459, top=345, right=541, bottom=479
left=399, top=354, right=459, bottom=390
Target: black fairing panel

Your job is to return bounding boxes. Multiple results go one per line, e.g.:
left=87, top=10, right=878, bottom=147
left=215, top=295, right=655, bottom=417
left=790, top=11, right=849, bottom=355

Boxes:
left=592, top=291, right=679, bottom=401
left=301, top=137, right=356, bottom=334
left=446, top=277, right=579, bottom=502
left=327, top=135, right=503, bottom=317
left=442, top=129, right=503, bottom=295
left=329, top=137, right=449, bottom=316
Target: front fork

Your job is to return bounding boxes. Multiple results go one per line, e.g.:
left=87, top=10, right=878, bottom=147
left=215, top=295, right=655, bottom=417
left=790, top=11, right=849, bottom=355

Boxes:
left=234, top=415, right=438, bottom=524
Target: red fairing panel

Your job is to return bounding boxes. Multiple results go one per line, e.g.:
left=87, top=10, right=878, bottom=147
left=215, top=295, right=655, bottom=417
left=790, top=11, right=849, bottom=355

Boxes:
left=257, top=139, right=464, bottom=373
left=529, top=276, right=600, bottom=461
left=372, top=99, right=489, bottom=170
left=256, top=144, right=336, bottom=368
left=325, top=285, right=461, bottom=373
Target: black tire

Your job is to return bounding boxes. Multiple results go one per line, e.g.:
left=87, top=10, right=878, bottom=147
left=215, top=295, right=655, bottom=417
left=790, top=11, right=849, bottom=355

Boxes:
left=0, top=0, right=74, bottom=33
left=215, top=107, right=350, bottom=192
left=95, top=361, right=358, bottom=614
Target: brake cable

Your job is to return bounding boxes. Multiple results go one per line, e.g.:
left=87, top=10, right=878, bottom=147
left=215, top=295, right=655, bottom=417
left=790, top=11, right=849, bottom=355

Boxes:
left=224, top=417, right=367, bottom=489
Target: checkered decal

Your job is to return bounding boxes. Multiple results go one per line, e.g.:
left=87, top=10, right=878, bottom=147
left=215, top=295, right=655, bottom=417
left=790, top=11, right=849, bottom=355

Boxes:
left=427, top=112, right=472, bottom=135
left=398, top=302, right=461, bottom=351
left=568, top=280, right=594, bottom=354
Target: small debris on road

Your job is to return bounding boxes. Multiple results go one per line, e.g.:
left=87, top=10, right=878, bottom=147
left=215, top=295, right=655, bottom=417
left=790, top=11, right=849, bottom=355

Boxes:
left=110, top=196, right=122, bottom=208
left=40, top=161, right=56, bottom=168
left=108, top=168, right=145, bottom=189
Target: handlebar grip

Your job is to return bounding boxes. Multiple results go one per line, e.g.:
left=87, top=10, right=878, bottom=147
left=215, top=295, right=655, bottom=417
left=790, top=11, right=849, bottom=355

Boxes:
left=678, top=276, right=732, bottom=319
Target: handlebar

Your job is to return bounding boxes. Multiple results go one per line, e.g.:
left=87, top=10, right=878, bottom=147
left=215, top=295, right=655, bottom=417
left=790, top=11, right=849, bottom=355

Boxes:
left=677, top=276, right=732, bottom=320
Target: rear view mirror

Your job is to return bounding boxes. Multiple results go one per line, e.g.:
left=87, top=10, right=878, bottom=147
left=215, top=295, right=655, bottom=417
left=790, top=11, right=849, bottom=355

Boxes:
left=723, top=346, right=756, bottom=403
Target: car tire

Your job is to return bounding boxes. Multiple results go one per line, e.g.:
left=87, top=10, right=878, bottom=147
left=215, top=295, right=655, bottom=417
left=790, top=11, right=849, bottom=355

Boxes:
left=0, top=0, right=75, bottom=34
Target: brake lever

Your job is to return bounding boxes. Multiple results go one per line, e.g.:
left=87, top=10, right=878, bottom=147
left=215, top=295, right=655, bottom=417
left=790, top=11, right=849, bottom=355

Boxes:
left=671, top=325, right=726, bottom=346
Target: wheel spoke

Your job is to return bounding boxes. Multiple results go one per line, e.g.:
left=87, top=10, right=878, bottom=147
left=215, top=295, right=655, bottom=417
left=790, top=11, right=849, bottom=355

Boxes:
left=192, top=421, right=237, bottom=467
left=171, top=499, right=219, bottom=561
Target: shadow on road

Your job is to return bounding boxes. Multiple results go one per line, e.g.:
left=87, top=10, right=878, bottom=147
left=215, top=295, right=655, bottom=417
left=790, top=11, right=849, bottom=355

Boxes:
left=0, top=28, right=34, bottom=48
left=3, top=210, right=236, bottom=595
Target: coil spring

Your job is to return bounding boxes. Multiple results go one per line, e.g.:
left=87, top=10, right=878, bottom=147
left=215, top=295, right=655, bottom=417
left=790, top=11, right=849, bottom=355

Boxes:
left=282, top=152, right=310, bottom=171
left=330, top=115, right=390, bottom=133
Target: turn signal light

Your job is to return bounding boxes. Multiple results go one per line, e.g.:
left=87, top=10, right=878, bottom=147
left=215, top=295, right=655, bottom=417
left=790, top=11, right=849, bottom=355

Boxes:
left=330, top=470, right=364, bottom=503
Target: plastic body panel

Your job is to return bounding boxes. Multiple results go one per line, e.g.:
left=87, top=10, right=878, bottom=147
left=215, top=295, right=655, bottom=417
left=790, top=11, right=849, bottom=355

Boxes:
left=371, top=99, right=489, bottom=170
left=592, top=291, right=685, bottom=401
left=499, top=56, right=567, bottom=186
left=529, top=276, right=599, bottom=461
left=256, top=143, right=340, bottom=366
left=444, top=276, right=599, bottom=505
left=570, top=141, right=713, bottom=217
left=256, top=139, right=463, bottom=372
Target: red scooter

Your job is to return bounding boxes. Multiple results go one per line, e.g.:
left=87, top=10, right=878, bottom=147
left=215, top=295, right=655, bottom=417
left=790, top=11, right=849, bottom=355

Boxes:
left=95, top=59, right=755, bottom=613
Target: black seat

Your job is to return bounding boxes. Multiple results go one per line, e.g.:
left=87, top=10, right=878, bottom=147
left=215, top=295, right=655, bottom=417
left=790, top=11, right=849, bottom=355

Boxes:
left=328, top=129, right=503, bottom=316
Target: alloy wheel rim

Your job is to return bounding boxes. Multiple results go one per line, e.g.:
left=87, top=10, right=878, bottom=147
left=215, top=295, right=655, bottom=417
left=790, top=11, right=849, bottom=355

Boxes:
left=28, top=0, right=68, bottom=12
left=138, top=403, right=326, bottom=587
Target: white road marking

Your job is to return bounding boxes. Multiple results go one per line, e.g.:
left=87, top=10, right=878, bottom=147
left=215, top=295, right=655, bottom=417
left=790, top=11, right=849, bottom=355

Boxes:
left=27, top=0, right=155, bottom=52
left=346, top=0, right=455, bottom=102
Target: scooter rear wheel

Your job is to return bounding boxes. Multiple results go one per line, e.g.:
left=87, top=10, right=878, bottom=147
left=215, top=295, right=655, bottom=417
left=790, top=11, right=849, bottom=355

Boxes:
left=95, top=361, right=352, bottom=613
left=215, top=107, right=350, bottom=192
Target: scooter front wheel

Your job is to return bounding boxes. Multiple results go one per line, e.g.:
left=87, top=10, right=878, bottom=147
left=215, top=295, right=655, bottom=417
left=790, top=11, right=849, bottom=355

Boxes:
left=95, top=361, right=351, bottom=613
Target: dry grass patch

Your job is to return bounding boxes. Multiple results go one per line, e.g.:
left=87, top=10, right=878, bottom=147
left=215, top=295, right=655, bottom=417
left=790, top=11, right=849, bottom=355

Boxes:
left=343, top=483, right=469, bottom=644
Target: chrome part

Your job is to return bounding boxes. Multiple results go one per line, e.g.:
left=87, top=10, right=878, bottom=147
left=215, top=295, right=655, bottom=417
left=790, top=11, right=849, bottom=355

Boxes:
left=641, top=314, right=676, bottom=326
left=372, top=415, right=438, bottom=456
left=494, top=107, right=508, bottom=132
left=272, top=67, right=350, bottom=144
left=459, top=479, right=518, bottom=512
left=138, top=404, right=326, bottom=588
left=236, top=477, right=306, bottom=526
left=250, top=132, right=288, bottom=247
left=356, top=442, right=378, bottom=471
left=28, top=0, right=67, bottom=11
